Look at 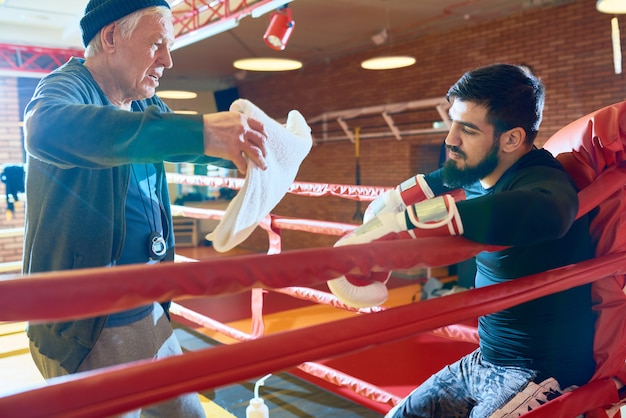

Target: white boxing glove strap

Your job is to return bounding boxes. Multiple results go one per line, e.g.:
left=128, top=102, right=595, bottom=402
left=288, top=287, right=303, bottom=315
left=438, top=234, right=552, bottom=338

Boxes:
left=343, top=211, right=407, bottom=246
left=405, top=195, right=463, bottom=235
left=398, top=174, right=434, bottom=205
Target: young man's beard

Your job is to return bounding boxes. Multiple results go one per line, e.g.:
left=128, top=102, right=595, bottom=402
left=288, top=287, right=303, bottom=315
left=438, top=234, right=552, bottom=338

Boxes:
left=441, top=140, right=500, bottom=189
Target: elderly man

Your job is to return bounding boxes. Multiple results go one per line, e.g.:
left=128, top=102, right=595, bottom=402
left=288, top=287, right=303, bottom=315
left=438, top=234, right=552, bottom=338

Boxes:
left=23, top=1, right=268, bottom=416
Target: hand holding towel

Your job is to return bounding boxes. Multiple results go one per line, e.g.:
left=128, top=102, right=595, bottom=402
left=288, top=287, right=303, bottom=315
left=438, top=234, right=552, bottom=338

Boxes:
left=207, top=99, right=312, bottom=252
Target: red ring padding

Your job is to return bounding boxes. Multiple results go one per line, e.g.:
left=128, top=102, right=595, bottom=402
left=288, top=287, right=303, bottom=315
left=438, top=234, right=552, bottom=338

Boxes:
left=534, top=101, right=626, bottom=418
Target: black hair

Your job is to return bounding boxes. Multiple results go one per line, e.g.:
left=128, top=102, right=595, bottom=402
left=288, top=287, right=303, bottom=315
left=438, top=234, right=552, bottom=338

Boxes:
left=446, top=63, right=545, bottom=144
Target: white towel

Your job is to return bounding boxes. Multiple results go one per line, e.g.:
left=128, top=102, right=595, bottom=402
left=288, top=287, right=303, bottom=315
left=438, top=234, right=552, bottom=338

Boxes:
left=207, top=99, right=312, bottom=252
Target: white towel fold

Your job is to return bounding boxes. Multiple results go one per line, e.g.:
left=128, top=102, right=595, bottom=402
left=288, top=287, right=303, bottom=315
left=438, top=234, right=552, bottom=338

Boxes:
left=207, top=99, right=312, bottom=252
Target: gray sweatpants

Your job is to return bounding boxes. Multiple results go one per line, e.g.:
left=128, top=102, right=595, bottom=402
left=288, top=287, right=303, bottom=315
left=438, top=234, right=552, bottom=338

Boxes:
left=30, top=302, right=205, bottom=418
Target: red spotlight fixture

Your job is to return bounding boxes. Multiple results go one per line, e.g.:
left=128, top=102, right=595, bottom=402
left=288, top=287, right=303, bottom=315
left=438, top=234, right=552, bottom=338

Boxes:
left=263, top=6, right=295, bottom=51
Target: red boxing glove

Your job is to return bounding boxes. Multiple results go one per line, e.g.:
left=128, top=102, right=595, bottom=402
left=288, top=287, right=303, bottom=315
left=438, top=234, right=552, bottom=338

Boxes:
left=363, top=174, right=434, bottom=222
left=403, top=194, right=463, bottom=237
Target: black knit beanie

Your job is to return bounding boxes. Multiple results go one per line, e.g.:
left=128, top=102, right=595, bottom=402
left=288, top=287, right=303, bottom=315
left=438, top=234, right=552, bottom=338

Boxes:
left=80, top=0, right=171, bottom=47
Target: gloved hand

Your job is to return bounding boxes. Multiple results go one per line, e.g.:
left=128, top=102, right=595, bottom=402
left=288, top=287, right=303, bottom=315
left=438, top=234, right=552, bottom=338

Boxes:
left=364, top=174, right=434, bottom=222
left=336, top=210, right=408, bottom=247
left=327, top=194, right=463, bottom=308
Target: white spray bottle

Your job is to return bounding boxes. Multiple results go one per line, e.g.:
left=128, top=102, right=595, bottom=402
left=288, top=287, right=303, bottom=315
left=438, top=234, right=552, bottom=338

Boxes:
left=246, top=373, right=272, bottom=418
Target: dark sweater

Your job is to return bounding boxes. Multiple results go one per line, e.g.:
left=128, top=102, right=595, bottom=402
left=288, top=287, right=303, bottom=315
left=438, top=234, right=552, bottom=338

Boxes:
left=425, top=148, right=596, bottom=387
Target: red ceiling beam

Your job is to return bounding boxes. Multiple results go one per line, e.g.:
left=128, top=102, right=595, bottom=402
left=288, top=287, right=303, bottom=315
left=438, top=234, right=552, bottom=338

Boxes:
left=171, top=0, right=277, bottom=38
left=173, top=0, right=242, bottom=37
left=0, top=44, right=83, bottom=77
left=0, top=0, right=281, bottom=76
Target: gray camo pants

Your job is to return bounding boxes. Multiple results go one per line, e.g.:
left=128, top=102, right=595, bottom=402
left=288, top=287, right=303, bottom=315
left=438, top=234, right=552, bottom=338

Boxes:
left=385, top=348, right=537, bottom=418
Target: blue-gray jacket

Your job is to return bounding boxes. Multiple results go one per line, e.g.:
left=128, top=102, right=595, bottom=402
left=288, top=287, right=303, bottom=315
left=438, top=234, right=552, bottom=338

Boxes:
left=23, top=57, right=232, bottom=373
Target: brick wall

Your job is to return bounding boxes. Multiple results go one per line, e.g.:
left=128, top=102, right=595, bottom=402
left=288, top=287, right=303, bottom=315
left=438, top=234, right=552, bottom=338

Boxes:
left=0, top=0, right=624, bottom=258
left=0, top=77, right=25, bottom=264
left=236, top=0, right=626, bottom=251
